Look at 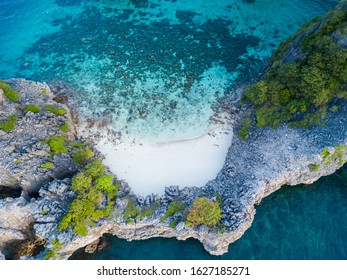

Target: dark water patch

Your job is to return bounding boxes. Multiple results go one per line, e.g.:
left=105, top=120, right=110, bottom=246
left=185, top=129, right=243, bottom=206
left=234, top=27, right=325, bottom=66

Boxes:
left=71, top=164, right=347, bottom=260
left=55, top=0, right=83, bottom=7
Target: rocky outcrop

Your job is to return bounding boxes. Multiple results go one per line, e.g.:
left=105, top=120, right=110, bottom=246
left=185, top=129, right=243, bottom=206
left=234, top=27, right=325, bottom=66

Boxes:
left=0, top=79, right=77, bottom=194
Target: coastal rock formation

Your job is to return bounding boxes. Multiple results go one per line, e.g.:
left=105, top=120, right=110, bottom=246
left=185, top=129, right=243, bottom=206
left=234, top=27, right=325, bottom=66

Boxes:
left=0, top=3, right=347, bottom=260
left=0, top=79, right=77, bottom=194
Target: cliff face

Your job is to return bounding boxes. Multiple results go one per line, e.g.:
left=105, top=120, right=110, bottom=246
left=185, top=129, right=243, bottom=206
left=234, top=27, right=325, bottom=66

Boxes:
left=0, top=79, right=77, bottom=194
left=0, top=4, right=347, bottom=260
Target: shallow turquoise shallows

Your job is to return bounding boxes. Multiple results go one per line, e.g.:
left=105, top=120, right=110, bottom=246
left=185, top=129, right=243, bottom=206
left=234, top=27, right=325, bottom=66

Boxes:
left=0, top=0, right=338, bottom=140
left=70, top=164, right=347, bottom=260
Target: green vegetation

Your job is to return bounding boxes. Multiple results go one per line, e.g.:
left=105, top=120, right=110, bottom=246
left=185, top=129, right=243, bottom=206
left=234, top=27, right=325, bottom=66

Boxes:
left=0, top=80, right=20, bottom=102
left=58, top=160, right=118, bottom=236
left=161, top=200, right=185, bottom=222
left=186, top=197, right=222, bottom=227
left=15, top=159, right=22, bottom=164
left=321, top=144, right=347, bottom=166
left=41, top=88, right=47, bottom=94
left=39, top=210, right=49, bottom=215
left=43, top=136, right=68, bottom=156
left=72, top=147, right=94, bottom=164
left=139, top=204, right=157, bottom=219
left=59, top=122, right=69, bottom=133
left=309, top=163, right=320, bottom=172
left=44, top=238, right=63, bottom=260
left=0, top=115, right=18, bottom=132
left=70, top=141, right=88, bottom=147
left=169, top=219, right=179, bottom=229
left=239, top=116, right=252, bottom=140
left=241, top=6, right=347, bottom=132
left=95, top=174, right=119, bottom=199
left=41, top=162, right=54, bottom=169
left=25, top=104, right=41, bottom=114
left=123, top=197, right=140, bottom=221
left=44, top=105, right=66, bottom=115
left=84, top=159, right=105, bottom=178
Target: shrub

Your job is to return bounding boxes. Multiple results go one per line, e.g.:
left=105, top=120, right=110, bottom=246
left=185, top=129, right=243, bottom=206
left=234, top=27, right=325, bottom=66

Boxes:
left=58, top=159, right=117, bottom=237
left=41, top=162, right=54, bottom=169
left=39, top=210, right=49, bottom=215
left=239, top=117, right=252, bottom=140
left=186, top=197, right=222, bottom=227
left=0, top=115, right=18, bottom=131
left=84, top=159, right=105, bottom=178
left=123, top=197, right=140, bottom=220
left=59, top=122, right=69, bottom=133
left=25, top=104, right=41, bottom=113
left=139, top=204, right=157, bottom=218
left=0, top=80, right=20, bottom=102
left=72, top=147, right=94, bottom=164
left=44, top=238, right=63, bottom=259
left=94, top=174, right=118, bottom=198
left=44, top=105, right=66, bottom=115
left=309, top=164, right=320, bottom=172
left=161, top=200, right=185, bottom=222
left=169, top=219, right=179, bottom=229
left=70, top=173, right=92, bottom=194
left=44, top=136, right=68, bottom=155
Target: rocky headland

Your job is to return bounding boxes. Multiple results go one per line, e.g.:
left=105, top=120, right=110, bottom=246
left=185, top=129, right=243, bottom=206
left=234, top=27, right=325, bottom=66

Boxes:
left=0, top=2, right=347, bottom=260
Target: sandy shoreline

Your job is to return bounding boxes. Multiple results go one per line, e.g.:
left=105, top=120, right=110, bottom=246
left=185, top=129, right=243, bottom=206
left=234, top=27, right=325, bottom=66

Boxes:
left=95, top=125, right=233, bottom=195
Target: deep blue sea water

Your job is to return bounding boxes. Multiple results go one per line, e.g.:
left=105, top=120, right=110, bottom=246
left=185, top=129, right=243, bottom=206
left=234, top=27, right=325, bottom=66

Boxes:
left=70, top=164, right=347, bottom=260
left=1, top=0, right=345, bottom=259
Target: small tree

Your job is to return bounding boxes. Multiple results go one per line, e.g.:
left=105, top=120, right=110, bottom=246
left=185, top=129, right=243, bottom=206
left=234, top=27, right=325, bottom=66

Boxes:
left=186, top=197, right=222, bottom=227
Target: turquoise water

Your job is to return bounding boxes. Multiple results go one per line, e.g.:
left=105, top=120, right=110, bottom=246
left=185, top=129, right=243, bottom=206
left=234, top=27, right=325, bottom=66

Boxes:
left=70, top=164, right=347, bottom=260
left=0, top=0, right=338, bottom=140
left=1, top=0, right=344, bottom=259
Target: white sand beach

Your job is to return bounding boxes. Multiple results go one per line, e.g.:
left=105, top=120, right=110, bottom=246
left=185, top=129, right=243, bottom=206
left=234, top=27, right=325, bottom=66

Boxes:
left=95, top=125, right=233, bottom=195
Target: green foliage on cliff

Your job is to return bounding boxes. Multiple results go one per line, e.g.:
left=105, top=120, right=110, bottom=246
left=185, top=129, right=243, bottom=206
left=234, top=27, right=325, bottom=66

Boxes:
left=321, top=144, right=347, bottom=166
left=41, top=162, right=54, bottom=169
left=44, top=238, right=63, bottom=260
left=161, top=200, right=185, bottom=222
left=44, top=105, right=66, bottom=115
left=25, top=104, right=41, bottom=113
left=59, top=121, right=69, bottom=133
left=72, top=147, right=94, bottom=164
left=123, top=197, right=140, bottom=220
left=0, top=80, right=20, bottom=102
left=58, top=159, right=118, bottom=236
left=43, top=136, right=68, bottom=155
left=84, top=159, right=106, bottom=178
left=241, top=5, right=347, bottom=132
left=186, top=197, right=222, bottom=227
left=309, top=163, right=320, bottom=172
left=0, top=115, right=18, bottom=131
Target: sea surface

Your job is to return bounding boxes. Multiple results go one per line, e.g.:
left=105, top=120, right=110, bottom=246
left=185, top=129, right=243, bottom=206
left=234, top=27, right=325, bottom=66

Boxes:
left=0, top=0, right=338, bottom=140
left=71, top=164, right=347, bottom=260
left=0, top=0, right=344, bottom=259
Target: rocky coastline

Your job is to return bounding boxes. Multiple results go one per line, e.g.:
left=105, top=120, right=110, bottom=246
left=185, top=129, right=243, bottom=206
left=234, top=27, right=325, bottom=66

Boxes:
left=0, top=77, right=346, bottom=260
left=1, top=3, right=347, bottom=260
